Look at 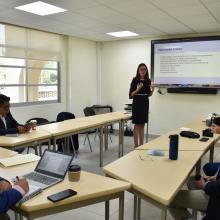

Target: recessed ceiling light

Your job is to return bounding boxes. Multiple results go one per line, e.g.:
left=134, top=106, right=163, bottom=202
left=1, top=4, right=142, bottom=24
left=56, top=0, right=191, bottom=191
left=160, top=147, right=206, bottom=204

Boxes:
left=106, top=31, right=139, bottom=37
left=15, top=1, right=67, bottom=16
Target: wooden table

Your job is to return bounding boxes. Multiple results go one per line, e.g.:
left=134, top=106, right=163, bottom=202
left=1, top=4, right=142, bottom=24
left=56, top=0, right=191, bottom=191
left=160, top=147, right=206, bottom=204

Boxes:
left=40, top=111, right=131, bottom=167
left=137, top=118, right=220, bottom=162
left=0, top=130, right=52, bottom=154
left=103, top=150, right=204, bottom=220
left=0, top=161, right=130, bottom=220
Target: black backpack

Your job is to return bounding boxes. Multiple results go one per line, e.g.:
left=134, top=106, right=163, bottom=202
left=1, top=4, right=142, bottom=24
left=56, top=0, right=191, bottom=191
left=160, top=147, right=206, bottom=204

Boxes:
left=124, top=125, right=133, bottom=136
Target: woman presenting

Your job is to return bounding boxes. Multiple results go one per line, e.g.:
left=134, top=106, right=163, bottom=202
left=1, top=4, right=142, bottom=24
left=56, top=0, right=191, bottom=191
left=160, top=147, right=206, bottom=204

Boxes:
left=129, top=63, right=154, bottom=148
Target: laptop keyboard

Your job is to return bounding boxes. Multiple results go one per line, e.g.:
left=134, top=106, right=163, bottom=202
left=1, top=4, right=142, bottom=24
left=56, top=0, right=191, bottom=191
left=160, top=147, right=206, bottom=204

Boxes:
left=24, top=172, right=58, bottom=185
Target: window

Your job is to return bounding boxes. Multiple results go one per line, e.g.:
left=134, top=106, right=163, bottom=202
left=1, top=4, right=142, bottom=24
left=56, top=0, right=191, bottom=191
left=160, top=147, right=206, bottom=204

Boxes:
left=0, top=23, right=63, bottom=105
left=0, top=57, right=60, bottom=104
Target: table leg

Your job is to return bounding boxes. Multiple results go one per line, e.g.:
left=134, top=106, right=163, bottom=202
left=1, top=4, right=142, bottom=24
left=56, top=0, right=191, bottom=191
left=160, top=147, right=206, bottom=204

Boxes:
left=209, top=144, right=215, bottom=163
left=118, top=121, right=122, bottom=158
left=105, top=200, right=110, bottom=220
left=39, top=143, right=42, bottom=156
left=53, top=137, right=56, bottom=151
left=48, top=139, right=51, bottom=150
left=105, top=126, right=108, bottom=151
left=137, top=197, right=141, bottom=220
left=14, top=212, right=19, bottom=220
left=161, top=208, right=167, bottom=220
left=121, top=121, right=124, bottom=157
left=133, top=195, right=138, bottom=220
left=100, top=126, right=104, bottom=167
left=119, top=192, right=124, bottom=220
left=196, top=159, right=202, bottom=176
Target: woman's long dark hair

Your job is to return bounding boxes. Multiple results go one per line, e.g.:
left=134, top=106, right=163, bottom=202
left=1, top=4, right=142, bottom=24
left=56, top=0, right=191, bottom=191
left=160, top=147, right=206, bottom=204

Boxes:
left=136, top=63, right=149, bottom=80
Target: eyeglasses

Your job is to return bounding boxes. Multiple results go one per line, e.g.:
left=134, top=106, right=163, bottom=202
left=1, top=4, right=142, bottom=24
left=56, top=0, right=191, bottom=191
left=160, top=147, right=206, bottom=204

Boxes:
left=139, top=155, right=154, bottom=161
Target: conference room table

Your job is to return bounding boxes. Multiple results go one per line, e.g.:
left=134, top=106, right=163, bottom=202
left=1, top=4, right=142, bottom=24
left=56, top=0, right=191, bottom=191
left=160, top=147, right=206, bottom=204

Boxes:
left=0, top=129, right=52, bottom=154
left=0, top=148, right=130, bottom=220
left=103, top=150, right=204, bottom=220
left=136, top=117, right=220, bottom=173
left=103, top=117, right=220, bottom=220
left=40, top=111, right=131, bottom=167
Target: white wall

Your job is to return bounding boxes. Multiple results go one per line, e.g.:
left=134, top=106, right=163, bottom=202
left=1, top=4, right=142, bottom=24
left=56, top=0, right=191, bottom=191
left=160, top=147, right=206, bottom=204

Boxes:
left=101, top=36, right=220, bottom=135
left=11, top=36, right=98, bottom=123
left=67, top=37, right=97, bottom=117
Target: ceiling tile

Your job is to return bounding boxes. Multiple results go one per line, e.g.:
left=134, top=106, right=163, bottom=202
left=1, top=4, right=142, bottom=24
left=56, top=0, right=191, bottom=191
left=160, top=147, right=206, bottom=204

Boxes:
left=45, top=0, right=99, bottom=11
left=189, top=22, right=220, bottom=32
left=132, top=10, right=172, bottom=23
left=163, top=4, right=209, bottom=16
left=48, top=11, right=88, bottom=25
left=177, top=14, right=217, bottom=24
left=118, top=22, right=165, bottom=35
left=203, top=1, right=220, bottom=12
left=75, top=6, right=120, bottom=19
left=148, top=0, right=201, bottom=8
left=107, top=0, right=158, bottom=13
left=150, top=19, right=194, bottom=33
left=98, top=15, right=136, bottom=26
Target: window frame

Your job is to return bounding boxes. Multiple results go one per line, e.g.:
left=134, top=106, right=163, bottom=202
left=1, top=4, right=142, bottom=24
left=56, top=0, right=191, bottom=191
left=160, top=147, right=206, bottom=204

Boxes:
left=0, top=56, right=61, bottom=106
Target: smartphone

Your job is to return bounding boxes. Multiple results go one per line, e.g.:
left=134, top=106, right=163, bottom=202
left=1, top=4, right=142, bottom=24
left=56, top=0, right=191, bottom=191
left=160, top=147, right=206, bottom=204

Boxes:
left=47, top=189, right=77, bottom=202
left=199, top=137, right=209, bottom=142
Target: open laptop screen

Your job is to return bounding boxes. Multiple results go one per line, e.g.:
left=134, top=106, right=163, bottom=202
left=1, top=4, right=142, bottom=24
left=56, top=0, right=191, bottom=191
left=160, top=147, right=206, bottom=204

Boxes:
left=35, top=150, right=73, bottom=179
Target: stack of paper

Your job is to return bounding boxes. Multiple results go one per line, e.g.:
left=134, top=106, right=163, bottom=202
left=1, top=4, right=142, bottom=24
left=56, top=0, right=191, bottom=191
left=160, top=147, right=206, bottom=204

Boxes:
left=0, top=153, right=40, bottom=167
left=0, top=147, right=18, bottom=159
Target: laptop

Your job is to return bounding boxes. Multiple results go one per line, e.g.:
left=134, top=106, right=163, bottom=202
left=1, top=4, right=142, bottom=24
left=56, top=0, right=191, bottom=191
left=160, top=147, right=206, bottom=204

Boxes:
left=22, top=150, right=73, bottom=190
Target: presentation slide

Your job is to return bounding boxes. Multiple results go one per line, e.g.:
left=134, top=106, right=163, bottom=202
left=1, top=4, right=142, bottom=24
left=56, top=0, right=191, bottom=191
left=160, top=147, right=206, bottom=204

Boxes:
left=153, top=40, right=220, bottom=86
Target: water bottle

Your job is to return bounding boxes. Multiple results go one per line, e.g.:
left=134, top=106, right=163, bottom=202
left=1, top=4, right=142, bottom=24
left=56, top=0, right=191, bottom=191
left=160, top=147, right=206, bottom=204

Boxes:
left=169, top=134, right=179, bottom=160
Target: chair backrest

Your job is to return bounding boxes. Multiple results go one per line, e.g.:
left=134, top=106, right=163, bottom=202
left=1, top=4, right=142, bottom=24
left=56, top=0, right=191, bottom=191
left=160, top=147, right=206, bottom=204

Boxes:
left=26, top=117, right=49, bottom=125
left=56, top=112, right=76, bottom=122
left=83, top=107, right=96, bottom=117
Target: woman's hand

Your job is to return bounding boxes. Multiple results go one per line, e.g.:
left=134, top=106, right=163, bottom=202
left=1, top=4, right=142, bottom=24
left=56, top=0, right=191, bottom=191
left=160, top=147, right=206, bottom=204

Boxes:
left=136, top=83, right=143, bottom=91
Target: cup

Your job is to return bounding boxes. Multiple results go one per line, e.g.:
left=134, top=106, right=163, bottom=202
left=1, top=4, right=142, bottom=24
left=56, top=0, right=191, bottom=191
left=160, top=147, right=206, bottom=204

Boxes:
left=169, top=134, right=179, bottom=160
left=30, top=120, right=37, bottom=130
left=68, top=165, right=81, bottom=182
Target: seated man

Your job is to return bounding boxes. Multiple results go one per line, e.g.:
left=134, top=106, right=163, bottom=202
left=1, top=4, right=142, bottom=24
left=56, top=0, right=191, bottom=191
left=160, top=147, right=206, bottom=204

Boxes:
left=0, top=176, right=29, bottom=219
left=0, top=94, right=31, bottom=136
left=203, top=123, right=220, bottom=177
left=169, top=123, right=220, bottom=220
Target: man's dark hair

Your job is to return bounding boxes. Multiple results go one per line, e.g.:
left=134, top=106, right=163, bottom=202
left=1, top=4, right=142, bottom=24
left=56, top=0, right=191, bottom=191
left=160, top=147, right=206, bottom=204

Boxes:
left=0, top=94, right=10, bottom=106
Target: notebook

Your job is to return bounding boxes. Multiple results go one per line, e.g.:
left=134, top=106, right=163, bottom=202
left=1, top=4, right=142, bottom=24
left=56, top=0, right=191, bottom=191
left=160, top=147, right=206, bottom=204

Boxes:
left=0, top=153, right=40, bottom=167
left=16, top=184, right=42, bottom=205
left=0, top=147, right=18, bottom=159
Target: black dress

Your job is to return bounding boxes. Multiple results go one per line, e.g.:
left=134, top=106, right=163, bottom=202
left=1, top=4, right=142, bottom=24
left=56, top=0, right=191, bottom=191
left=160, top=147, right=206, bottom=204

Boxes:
left=129, top=77, right=151, bottom=124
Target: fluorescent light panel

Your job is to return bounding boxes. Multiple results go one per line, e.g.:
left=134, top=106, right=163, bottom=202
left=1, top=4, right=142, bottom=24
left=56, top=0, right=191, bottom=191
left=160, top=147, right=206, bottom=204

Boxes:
left=106, top=31, right=139, bottom=37
left=15, top=1, right=67, bottom=16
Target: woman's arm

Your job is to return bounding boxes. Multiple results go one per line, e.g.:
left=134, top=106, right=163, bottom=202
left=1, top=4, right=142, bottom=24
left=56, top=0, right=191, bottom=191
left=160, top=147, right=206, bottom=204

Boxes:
left=149, top=83, right=155, bottom=96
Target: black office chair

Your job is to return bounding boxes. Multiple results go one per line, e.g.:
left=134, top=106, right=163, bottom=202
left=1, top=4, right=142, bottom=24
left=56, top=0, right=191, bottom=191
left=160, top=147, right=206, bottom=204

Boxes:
left=26, top=117, right=50, bottom=155
left=83, top=107, right=112, bottom=151
left=83, top=107, right=97, bottom=152
left=26, top=117, right=50, bottom=125
left=56, top=112, right=79, bottom=157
